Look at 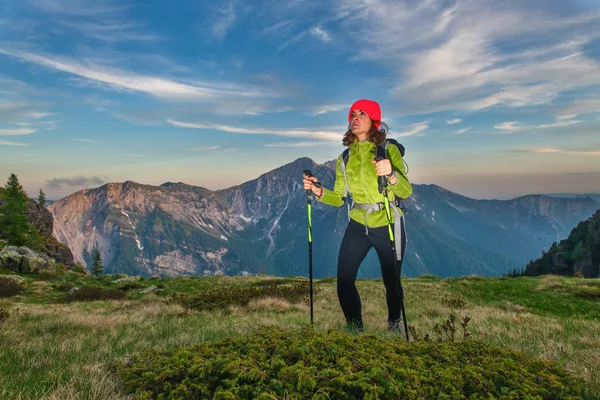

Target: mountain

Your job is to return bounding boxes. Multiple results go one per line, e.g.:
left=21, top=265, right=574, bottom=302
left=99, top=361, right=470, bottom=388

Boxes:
left=542, top=193, right=600, bottom=203
left=524, top=209, right=600, bottom=278
left=48, top=158, right=600, bottom=278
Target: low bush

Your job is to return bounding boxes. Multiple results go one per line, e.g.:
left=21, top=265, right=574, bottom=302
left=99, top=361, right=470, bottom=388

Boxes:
left=65, top=286, right=126, bottom=302
left=171, top=281, right=314, bottom=311
left=0, top=276, right=24, bottom=298
left=114, top=326, right=583, bottom=399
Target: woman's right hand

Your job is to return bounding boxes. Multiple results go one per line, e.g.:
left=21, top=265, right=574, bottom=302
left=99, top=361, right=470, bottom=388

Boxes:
left=302, top=173, right=322, bottom=196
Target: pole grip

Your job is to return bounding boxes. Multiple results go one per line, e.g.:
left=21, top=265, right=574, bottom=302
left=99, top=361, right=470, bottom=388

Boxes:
left=374, top=157, right=387, bottom=194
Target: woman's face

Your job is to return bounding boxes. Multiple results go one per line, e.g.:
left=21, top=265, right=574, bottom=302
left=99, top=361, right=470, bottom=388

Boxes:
left=349, top=109, right=372, bottom=136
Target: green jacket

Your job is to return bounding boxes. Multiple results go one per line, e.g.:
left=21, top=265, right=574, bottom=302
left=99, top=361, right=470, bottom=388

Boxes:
left=317, top=139, right=412, bottom=228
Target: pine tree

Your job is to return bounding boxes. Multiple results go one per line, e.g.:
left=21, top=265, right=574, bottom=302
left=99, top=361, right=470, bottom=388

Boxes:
left=38, top=189, right=46, bottom=208
left=91, top=247, right=104, bottom=276
left=0, top=174, right=39, bottom=248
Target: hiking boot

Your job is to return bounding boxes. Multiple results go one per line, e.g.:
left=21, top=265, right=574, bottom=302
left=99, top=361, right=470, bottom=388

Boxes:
left=388, top=318, right=403, bottom=335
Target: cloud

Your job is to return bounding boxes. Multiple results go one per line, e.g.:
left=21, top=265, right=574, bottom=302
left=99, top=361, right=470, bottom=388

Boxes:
left=494, top=119, right=582, bottom=133
left=558, top=99, right=600, bottom=120
left=447, top=118, right=461, bottom=124
left=0, top=140, right=28, bottom=146
left=394, top=122, right=428, bottom=137
left=0, top=49, right=276, bottom=103
left=455, top=127, right=471, bottom=134
left=46, top=175, right=108, bottom=188
left=167, top=118, right=341, bottom=141
left=509, top=146, right=600, bottom=155
left=311, top=26, right=331, bottom=42
left=74, top=138, right=96, bottom=143
left=309, top=104, right=347, bottom=116
left=27, top=0, right=127, bottom=16
left=265, top=141, right=338, bottom=147
left=26, top=0, right=160, bottom=43
left=211, top=1, right=236, bottom=39
left=334, top=0, right=600, bottom=114
left=0, top=128, right=36, bottom=135
left=189, top=146, right=220, bottom=151
left=132, top=154, right=143, bottom=157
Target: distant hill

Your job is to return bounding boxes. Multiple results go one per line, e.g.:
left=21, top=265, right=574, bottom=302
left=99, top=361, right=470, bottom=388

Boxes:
left=542, top=193, right=600, bottom=203
left=524, top=209, right=600, bottom=278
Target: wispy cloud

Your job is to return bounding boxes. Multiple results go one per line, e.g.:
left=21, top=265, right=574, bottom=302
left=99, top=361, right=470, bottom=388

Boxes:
left=509, top=146, right=600, bottom=155
left=26, top=0, right=160, bottom=43
left=0, top=140, right=28, bottom=146
left=0, top=128, right=36, bottom=135
left=211, top=1, right=236, bottom=39
left=0, top=49, right=276, bottom=104
left=455, top=127, right=471, bottom=134
left=311, top=26, right=331, bottom=42
left=168, top=118, right=341, bottom=141
left=394, top=122, right=428, bottom=137
left=132, top=154, right=143, bottom=157
left=309, top=104, right=346, bottom=116
left=494, top=119, right=581, bottom=133
left=265, top=141, right=337, bottom=147
left=74, top=138, right=96, bottom=143
left=46, top=175, right=108, bottom=188
left=189, top=146, right=220, bottom=151
left=558, top=99, right=600, bottom=120
left=447, top=118, right=461, bottom=125
left=335, top=0, right=600, bottom=114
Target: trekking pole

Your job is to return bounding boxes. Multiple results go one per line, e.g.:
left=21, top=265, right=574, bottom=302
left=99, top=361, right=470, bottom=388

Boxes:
left=303, top=170, right=321, bottom=325
left=375, top=157, right=409, bottom=341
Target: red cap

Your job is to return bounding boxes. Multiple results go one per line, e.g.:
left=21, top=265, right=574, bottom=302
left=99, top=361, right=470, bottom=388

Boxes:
left=348, top=99, right=381, bottom=130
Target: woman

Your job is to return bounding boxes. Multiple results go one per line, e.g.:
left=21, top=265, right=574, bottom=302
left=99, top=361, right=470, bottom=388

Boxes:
left=302, top=99, right=412, bottom=333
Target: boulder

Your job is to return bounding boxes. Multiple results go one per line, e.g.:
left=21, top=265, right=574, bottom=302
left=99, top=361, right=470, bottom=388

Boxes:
left=112, top=276, right=141, bottom=284
left=140, top=285, right=163, bottom=294
left=0, top=246, right=56, bottom=273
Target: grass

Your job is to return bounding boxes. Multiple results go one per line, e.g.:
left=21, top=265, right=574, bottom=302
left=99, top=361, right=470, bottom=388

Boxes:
left=0, top=271, right=599, bottom=399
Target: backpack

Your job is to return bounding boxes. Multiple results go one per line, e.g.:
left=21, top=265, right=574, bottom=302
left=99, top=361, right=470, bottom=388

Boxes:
left=339, top=138, right=409, bottom=213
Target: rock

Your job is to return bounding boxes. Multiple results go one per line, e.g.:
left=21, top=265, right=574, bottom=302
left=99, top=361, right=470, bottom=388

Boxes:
left=140, top=285, right=163, bottom=294
left=67, top=287, right=80, bottom=296
left=0, top=246, right=56, bottom=273
left=0, top=274, right=27, bottom=287
left=112, top=276, right=141, bottom=284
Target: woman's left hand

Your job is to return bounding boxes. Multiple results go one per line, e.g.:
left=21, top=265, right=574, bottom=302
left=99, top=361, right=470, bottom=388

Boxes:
left=371, top=158, right=393, bottom=176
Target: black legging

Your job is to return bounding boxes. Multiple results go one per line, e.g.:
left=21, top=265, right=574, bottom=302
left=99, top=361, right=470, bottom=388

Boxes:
left=337, top=218, right=406, bottom=328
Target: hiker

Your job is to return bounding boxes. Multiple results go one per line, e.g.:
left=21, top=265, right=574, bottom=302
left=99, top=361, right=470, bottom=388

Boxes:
left=302, top=99, right=412, bottom=333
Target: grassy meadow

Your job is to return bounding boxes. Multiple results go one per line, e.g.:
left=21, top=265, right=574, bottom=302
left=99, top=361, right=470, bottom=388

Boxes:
left=0, top=269, right=599, bottom=399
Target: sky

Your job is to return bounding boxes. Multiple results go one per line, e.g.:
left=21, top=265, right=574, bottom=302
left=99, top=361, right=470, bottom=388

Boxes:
left=1, top=0, right=600, bottom=201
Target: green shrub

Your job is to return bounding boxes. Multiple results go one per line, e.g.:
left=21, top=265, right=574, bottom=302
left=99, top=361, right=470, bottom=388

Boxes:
left=0, top=276, right=23, bottom=298
left=72, top=262, right=87, bottom=274
left=116, top=281, right=146, bottom=291
left=65, top=286, right=125, bottom=302
left=114, top=326, right=583, bottom=399
left=171, top=281, right=314, bottom=311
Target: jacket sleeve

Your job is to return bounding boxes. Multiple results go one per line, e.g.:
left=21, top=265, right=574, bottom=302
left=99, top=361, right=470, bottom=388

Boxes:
left=316, top=155, right=346, bottom=207
left=387, top=144, right=412, bottom=199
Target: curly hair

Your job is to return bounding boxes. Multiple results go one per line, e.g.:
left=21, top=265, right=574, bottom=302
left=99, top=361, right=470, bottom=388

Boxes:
left=342, top=121, right=389, bottom=147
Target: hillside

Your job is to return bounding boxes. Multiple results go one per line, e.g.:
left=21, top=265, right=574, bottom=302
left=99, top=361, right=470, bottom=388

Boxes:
left=0, top=271, right=598, bottom=398
left=525, top=209, right=600, bottom=278
left=0, top=187, right=74, bottom=266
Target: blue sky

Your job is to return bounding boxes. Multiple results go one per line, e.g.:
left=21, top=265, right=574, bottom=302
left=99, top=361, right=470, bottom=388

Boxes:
left=1, top=0, right=600, bottom=200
